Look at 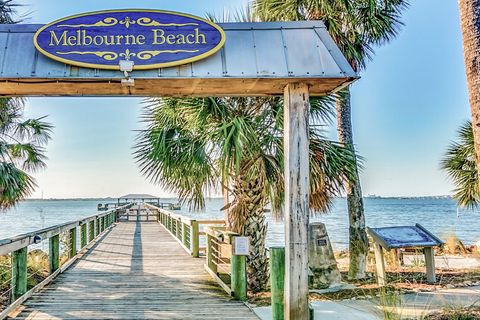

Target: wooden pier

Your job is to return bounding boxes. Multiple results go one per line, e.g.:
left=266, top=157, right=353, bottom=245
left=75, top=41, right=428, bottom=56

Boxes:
left=1, top=205, right=258, bottom=320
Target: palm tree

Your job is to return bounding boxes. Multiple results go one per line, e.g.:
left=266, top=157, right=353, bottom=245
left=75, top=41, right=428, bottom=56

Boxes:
left=0, top=1, right=51, bottom=210
left=0, top=98, right=53, bottom=210
left=441, top=120, right=479, bottom=209
left=134, top=96, right=357, bottom=291
left=458, top=0, right=480, bottom=192
left=255, top=0, right=408, bottom=279
left=0, top=0, right=19, bottom=24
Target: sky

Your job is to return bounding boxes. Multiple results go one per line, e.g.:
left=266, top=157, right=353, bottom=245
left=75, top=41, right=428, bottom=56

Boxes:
left=11, top=0, right=470, bottom=198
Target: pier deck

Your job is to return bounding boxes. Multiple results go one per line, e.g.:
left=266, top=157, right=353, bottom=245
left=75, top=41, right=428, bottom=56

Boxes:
left=9, top=222, right=258, bottom=320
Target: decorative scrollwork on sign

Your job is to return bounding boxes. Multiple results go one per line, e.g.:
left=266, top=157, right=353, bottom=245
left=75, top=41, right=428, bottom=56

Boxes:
left=136, top=17, right=199, bottom=27
left=56, top=51, right=119, bottom=61
left=119, top=49, right=136, bottom=61
left=137, top=50, right=200, bottom=60
left=119, top=17, right=135, bottom=28
left=57, top=18, right=118, bottom=28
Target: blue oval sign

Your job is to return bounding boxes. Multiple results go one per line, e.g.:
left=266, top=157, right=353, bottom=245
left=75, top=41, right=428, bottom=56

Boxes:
left=34, top=9, right=226, bottom=70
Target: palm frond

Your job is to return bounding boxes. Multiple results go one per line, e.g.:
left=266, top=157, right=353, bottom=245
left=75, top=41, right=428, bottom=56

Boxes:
left=441, top=121, right=479, bottom=209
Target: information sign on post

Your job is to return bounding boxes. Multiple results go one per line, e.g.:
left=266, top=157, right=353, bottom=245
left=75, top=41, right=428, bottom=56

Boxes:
left=233, top=236, right=250, bottom=256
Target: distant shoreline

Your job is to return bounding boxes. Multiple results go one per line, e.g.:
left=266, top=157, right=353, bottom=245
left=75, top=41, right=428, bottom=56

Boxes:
left=25, top=195, right=453, bottom=201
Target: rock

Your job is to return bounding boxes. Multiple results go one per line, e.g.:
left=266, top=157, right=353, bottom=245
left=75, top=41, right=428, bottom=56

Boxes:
left=446, top=284, right=455, bottom=289
left=464, top=281, right=472, bottom=286
left=308, top=223, right=342, bottom=289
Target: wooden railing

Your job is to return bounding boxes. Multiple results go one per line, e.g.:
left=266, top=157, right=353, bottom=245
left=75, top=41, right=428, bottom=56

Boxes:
left=144, top=203, right=225, bottom=258
left=204, top=226, right=247, bottom=301
left=0, top=203, right=133, bottom=318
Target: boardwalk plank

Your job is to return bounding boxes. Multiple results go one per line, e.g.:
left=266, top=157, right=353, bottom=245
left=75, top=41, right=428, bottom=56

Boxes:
left=10, top=222, right=258, bottom=320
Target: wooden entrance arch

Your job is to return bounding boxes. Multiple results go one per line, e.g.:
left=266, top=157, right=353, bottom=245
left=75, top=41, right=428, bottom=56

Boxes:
left=0, top=20, right=356, bottom=319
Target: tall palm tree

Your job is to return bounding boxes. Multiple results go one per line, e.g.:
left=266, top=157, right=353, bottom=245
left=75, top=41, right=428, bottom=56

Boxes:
left=0, top=98, right=53, bottom=210
left=255, top=0, right=408, bottom=279
left=441, top=120, right=479, bottom=209
left=134, top=96, right=357, bottom=291
left=0, top=1, right=52, bottom=210
left=458, top=0, right=480, bottom=192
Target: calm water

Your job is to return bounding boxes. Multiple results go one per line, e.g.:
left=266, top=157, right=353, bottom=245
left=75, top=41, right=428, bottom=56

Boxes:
left=0, top=198, right=478, bottom=250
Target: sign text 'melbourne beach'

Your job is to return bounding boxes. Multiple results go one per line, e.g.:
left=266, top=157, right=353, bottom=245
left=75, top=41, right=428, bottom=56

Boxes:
left=34, top=10, right=226, bottom=70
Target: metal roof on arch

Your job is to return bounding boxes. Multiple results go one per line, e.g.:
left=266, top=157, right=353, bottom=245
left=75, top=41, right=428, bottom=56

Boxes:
left=0, top=21, right=356, bottom=97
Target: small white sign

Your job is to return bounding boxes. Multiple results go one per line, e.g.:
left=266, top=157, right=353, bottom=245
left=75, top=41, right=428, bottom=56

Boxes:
left=233, top=236, right=250, bottom=256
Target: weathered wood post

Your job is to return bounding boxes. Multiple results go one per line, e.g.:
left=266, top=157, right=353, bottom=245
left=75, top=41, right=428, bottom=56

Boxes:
left=424, top=247, right=436, bottom=283
left=80, top=223, right=87, bottom=249
left=68, top=227, right=77, bottom=258
left=88, top=220, right=95, bottom=242
left=270, top=247, right=285, bottom=320
left=49, top=234, right=59, bottom=274
left=11, top=247, right=27, bottom=301
left=283, top=82, right=310, bottom=319
left=191, top=221, right=199, bottom=258
left=231, top=250, right=247, bottom=301
left=373, top=243, right=386, bottom=286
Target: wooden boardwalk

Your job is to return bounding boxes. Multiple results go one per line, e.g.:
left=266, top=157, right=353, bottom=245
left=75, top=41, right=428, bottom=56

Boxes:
left=10, top=222, right=258, bottom=320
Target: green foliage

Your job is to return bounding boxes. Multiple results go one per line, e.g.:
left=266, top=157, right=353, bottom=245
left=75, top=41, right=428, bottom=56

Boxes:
left=254, top=0, right=409, bottom=72
left=0, top=0, right=20, bottom=24
left=0, top=98, right=53, bottom=210
left=134, top=96, right=357, bottom=216
left=441, top=121, right=479, bottom=209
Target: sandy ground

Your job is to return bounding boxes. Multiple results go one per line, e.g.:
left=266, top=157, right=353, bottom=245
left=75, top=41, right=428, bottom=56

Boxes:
left=253, top=285, right=480, bottom=319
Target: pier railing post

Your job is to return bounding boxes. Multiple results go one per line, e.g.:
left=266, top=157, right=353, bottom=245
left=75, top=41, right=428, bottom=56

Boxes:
left=191, top=221, right=199, bottom=258
left=95, top=217, right=100, bottom=236
left=49, top=234, right=60, bottom=274
left=88, top=220, right=94, bottom=242
left=271, top=247, right=285, bottom=320
left=68, top=227, right=77, bottom=258
left=80, top=223, right=87, bottom=249
left=231, top=240, right=247, bottom=301
left=11, top=247, right=27, bottom=301
left=182, top=222, right=188, bottom=246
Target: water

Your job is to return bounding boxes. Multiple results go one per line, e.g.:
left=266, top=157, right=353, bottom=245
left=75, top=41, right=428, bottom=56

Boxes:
left=0, top=198, right=479, bottom=251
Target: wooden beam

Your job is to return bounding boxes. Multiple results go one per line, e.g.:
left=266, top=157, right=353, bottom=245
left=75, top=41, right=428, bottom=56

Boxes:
left=283, top=82, right=310, bottom=320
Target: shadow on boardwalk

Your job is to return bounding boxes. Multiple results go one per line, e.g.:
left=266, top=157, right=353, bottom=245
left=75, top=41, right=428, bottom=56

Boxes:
left=9, top=222, right=257, bottom=320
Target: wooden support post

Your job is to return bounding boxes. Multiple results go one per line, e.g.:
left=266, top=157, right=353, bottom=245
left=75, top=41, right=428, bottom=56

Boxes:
left=68, top=227, right=77, bottom=259
left=49, top=234, right=59, bottom=274
left=373, top=243, right=386, bottom=286
left=191, top=221, right=199, bottom=258
left=11, top=247, right=27, bottom=301
left=284, top=82, right=310, bottom=320
left=231, top=252, right=247, bottom=301
left=270, top=247, right=285, bottom=320
left=80, top=223, right=87, bottom=249
left=424, top=247, right=436, bottom=284
left=88, top=220, right=94, bottom=242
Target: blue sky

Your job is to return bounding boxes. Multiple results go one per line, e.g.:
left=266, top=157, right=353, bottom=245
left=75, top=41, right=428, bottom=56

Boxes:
left=14, top=0, right=469, bottom=198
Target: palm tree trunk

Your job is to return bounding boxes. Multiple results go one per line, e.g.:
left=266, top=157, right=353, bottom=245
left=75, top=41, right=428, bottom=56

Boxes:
left=229, top=176, right=269, bottom=292
left=336, top=88, right=368, bottom=280
left=458, top=0, right=480, bottom=190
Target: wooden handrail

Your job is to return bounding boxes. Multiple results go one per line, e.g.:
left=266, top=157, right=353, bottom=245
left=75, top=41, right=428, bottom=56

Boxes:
left=0, top=204, right=132, bottom=256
